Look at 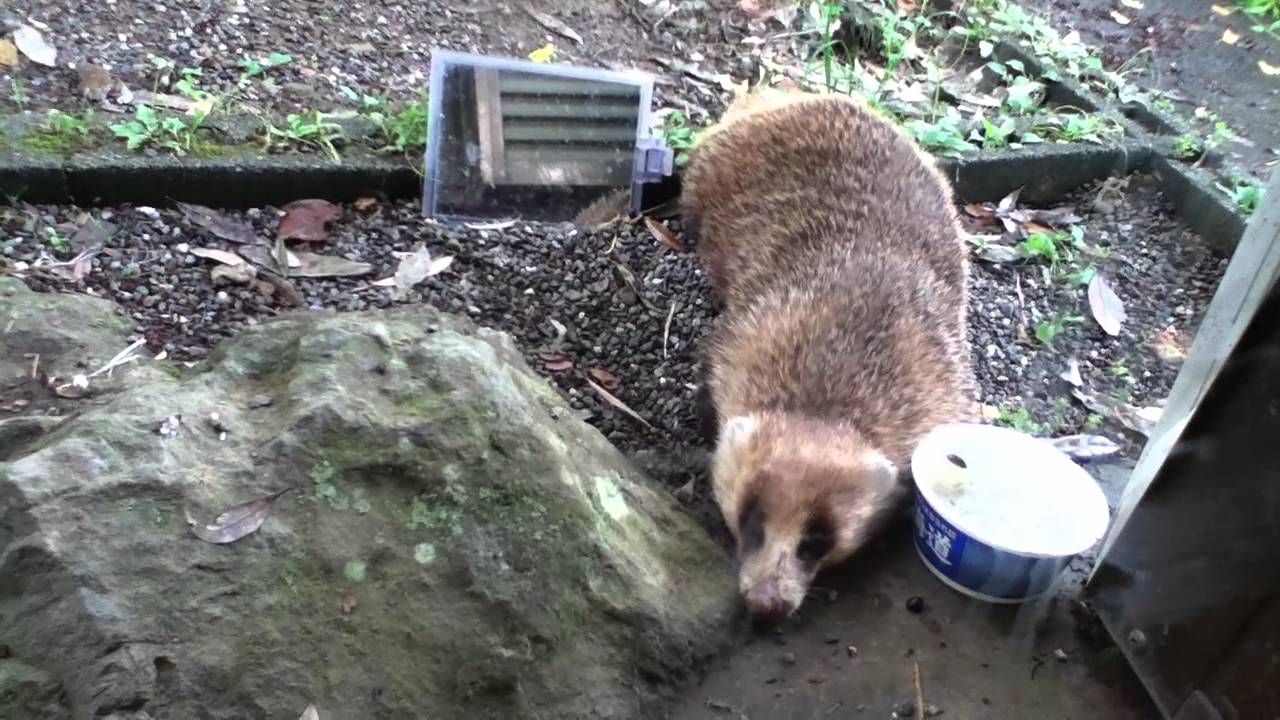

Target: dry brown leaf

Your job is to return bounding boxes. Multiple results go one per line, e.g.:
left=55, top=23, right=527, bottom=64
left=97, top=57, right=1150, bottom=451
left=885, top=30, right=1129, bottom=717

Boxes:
left=1151, top=327, right=1189, bottom=363
left=382, top=245, right=454, bottom=299
left=289, top=251, right=373, bottom=278
left=1211, top=3, right=1234, bottom=15
left=1060, top=358, right=1084, bottom=387
left=1221, top=29, right=1240, bottom=45
left=0, top=39, right=18, bottom=68
left=588, top=368, right=620, bottom=390
left=354, top=197, right=379, bottom=211
left=190, top=247, right=247, bottom=266
left=188, top=489, right=291, bottom=544
left=278, top=199, right=342, bottom=241
left=211, top=263, right=257, bottom=285
left=585, top=378, right=656, bottom=430
left=298, top=704, right=320, bottom=720
left=13, top=26, right=57, bottom=67
left=963, top=203, right=996, bottom=220
left=339, top=589, right=358, bottom=615
left=544, top=358, right=574, bottom=372
left=177, top=202, right=260, bottom=244
left=1087, top=273, right=1127, bottom=336
left=524, top=6, right=583, bottom=43
left=643, top=217, right=687, bottom=252
left=1051, top=434, right=1121, bottom=461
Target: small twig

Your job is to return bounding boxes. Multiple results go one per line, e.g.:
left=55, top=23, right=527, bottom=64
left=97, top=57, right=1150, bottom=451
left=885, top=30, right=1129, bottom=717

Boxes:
left=29, top=354, right=39, bottom=380
left=913, top=661, right=924, bottom=720
left=585, top=377, right=657, bottom=431
left=1014, top=273, right=1028, bottom=332
left=87, top=339, right=147, bottom=379
left=663, top=301, right=677, bottom=359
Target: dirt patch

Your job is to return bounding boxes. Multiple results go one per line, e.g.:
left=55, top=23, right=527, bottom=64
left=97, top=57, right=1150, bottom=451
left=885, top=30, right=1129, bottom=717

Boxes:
left=1022, top=0, right=1280, bottom=176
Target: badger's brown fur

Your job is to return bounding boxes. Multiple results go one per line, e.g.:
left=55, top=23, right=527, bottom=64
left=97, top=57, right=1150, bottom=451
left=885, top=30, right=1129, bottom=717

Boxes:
left=682, top=87, right=977, bottom=625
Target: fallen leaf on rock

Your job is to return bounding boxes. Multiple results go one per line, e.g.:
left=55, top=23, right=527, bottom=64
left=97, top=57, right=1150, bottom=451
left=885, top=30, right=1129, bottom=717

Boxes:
left=1088, top=273, right=1127, bottom=336
left=339, top=589, right=357, bottom=615
left=1052, top=434, right=1121, bottom=461
left=1211, top=3, right=1234, bottom=14
left=46, top=249, right=98, bottom=282
left=52, top=374, right=90, bottom=399
left=525, top=6, right=584, bottom=44
left=464, top=219, right=518, bottom=231
left=1060, top=358, right=1084, bottom=387
left=589, top=367, right=621, bottom=390
left=1151, top=326, right=1190, bottom=363
left=378, top=245, right=453, bottom=298
left=298, top=705, right=320, bottom=720
left=211, top=263, right=257, bottom=285
left=354, top=197, right=379, bottom=211
left=544, top=358, right=574, bottom=371
left=190, top=247, right=247, bottom=266
left=1222, top=29, right=1240, bottom=45
left=14, top=26, right=57, bottom=67
left=260, top=272, right=305, bottom=307
left=528, top=43, right=557, bottom=63
left=1110, top=10, right=1131, bottom=24
left=585, top=378, right=656, bottom=431
left=997, top=187, right=1023, bottom=213
left=1261, top=61, right=1280, bottom=77
left=1071, top=389, right=1160, bottom=436
left=0, top=39, right=18, bottom=68
left=643, top=217, right=687, bottom=252
left=278, top=199, right=342, bottom=241
left=288, top=251, right=372, bottom=278
left=188, top=489, right=291, bottom=545
left=176, top=202, right=260, bottom=244
left=1121, top=0, right=1143, bottom=7
left=966, top=235, right=1021, bottom=263
left=1, top=398, right=32, bottom=413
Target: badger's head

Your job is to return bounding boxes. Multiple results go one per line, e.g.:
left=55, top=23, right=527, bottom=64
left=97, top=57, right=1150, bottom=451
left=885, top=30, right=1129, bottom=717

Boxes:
left=711, top=413, right=905, bottom=626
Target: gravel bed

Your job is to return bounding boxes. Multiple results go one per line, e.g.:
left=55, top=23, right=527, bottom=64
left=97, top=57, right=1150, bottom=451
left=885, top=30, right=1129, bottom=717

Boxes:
left=0, top=173, right=1227, bottom=489
left=3, top=0, right=754, bottom=120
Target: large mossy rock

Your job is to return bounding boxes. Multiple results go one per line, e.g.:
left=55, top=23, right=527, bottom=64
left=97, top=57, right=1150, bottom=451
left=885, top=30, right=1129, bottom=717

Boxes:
left=0, top=296, right=736, bottom=719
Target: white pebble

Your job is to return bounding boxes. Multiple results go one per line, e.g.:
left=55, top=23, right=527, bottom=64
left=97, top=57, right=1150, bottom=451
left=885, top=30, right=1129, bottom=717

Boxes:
left=176, top=243, right=190, bottom=253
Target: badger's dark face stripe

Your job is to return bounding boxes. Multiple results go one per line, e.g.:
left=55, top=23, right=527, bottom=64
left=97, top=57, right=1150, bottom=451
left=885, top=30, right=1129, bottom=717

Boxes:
left=796, top=512, right=836, bottom=570
left=737, top=493, right=765, bottom=558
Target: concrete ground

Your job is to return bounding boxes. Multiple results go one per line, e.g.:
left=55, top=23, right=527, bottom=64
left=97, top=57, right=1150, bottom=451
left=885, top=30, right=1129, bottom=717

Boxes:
left=668, top=464, right=1157, bottom=720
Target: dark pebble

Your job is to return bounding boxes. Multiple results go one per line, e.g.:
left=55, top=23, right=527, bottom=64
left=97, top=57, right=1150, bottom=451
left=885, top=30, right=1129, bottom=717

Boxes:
left=906, top=596, right=925, bottom=613
left=0, top=643, right=9, bottom=658
left=893, top=700, right=915, bottom=716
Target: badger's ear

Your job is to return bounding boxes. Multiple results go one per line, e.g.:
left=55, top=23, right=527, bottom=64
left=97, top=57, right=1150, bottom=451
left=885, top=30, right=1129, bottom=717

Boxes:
left=722, top=415, right=757, bottom=449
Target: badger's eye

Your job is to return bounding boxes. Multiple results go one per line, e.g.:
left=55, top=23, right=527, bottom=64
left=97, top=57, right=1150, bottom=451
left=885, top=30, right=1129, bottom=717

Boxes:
left=738, top=495, right=765, bottom=556
left=796, top=517, right=835, bottom=566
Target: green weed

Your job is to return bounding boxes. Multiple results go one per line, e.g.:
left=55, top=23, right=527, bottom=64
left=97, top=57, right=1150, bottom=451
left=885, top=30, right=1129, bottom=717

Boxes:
left=369, top=91, right=431, bottom=155
left=111, top=105, right=206, bottom=155
left=1216, top=179, right=1264, bottom=215
left=659, top=110, right=704, bottom=167
left=904, top=113, right=976, bottom=157
left=7, top=78, right=30, bottom=109
left=263, top=111, right=345, bottom=162
left=1173, top=132, right=1203, bottom=160
left=1238, top=0, right=1280, bottom=20
left=995, top=406, right=1045, bottom=434
left=1034, top=314, right=1085, bottom=348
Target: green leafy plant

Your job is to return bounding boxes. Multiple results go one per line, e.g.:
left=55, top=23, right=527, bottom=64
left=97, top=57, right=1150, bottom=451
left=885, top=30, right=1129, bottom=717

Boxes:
left=974, top=116, right=1016, bottom=148
left=995, top=405, right=1045, bottom=434
left=1216, top=179, right=1265, bottom=215
left=238, top=52, right=293, bottom=81
left=1084, top=413, right=1104, bottom=431
left=659, top=110, right=704, bottom=167
left=904, top=113, right=976, bottom=157
left=1238, top=0, right=1280, bottom=20
left=44, top=227, right=69, bottom=255
left=110, top=105, right=203, bottom=155
left=263, top=111, right=345, bottom=162
left=1152, top=97, right=1174, bottom=112
left=369, top=91, right=431, bottom=155
left=7, top=78, right=30, bottom=109
left=1173, top=132, right=1203, bottom=160
left=1034, top=314, right=1084, bottom=348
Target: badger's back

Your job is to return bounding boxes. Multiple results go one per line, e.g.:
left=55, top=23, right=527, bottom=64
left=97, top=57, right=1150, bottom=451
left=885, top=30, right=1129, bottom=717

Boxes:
left=683, top=92, right=977, bottom=465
